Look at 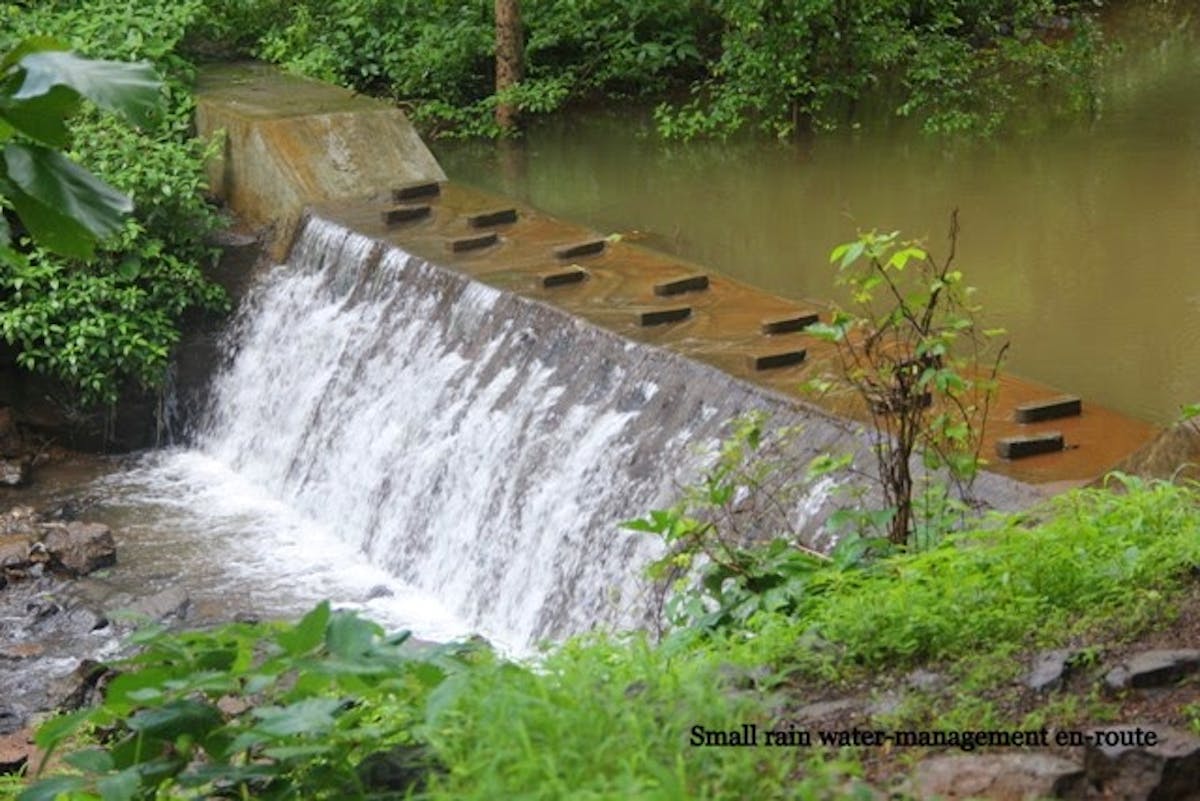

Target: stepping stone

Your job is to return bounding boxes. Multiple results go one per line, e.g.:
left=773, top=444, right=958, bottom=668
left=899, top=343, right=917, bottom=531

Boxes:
left=1015, top=396, right=1082, bottom=423
left=447, top=232, right=498, bottom=253
left=761, top=312, right=819, bottom=335
left=747, top=349, right=806, bottom=371
left=1084, top=725, right=1200, bottom=801
left=1104, top=649, right=1200, bottom=690
left=636, top=306, right=691, bottom=326
left=392, top=180, right=440, bottom=201
left=467, top=208, right=518, bottom=228
left=381, top=204, right=431, bottom=226
left=553, top=239, right=606, bottom=259
left=654, top=274, right=709, bottom=297
left=538, top=265, right=587, bottom=288
left=996, top=432, right=1064, bottom=460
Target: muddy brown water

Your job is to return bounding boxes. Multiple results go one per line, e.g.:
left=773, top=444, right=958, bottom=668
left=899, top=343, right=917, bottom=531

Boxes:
left=434, top=13, right=1200, bottom=426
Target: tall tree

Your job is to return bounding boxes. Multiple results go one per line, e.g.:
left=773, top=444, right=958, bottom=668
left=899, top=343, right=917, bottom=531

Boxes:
left=494, top=0, right=523, bottom=132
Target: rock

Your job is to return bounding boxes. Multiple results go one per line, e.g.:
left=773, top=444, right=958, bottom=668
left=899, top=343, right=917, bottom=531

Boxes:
left=0, top=727, right=33, bottom=775
left=0, top=643, right=45, bottom=660
left=0, top=534, right=33, bottom=569
left=910, top=753, right=1085, bottom=800
left=793, top=697, right=862, bottom=724
left=54, top=659, right=112, bottom=712
left=1104, top=650, right=1200, bottom=691
left=905, top=668, right=946, bottom=692
left=1084, top=725, right=1200, bottom=801
left=1027, top=648, right=1085, bottom=693
left=41, top=522, right=116, bottom=577
left=122, top=587, right=190, bottom=623
left=365, top=583, right=395, bottom=601
left=0, top=506, right=38, bottom=536
left=0, top=457, right=30, bottom=488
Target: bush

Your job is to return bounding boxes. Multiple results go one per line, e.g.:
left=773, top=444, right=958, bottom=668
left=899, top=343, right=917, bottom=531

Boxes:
left=655, top=0, right=1104, bottom=139
left=0, top=0, right=228, bottom=408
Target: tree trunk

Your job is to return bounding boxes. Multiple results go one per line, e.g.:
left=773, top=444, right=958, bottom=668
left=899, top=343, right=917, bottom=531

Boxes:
left=494, top=0, right=523, bottom=133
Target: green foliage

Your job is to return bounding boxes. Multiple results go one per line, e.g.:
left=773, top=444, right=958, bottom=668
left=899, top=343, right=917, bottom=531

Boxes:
left=195, top=0, right=713, bottom=138
left=809, top=215, right=1007, bottom=546
left=22, top=602, right=471, bottom=800
left=0, top=41, right=160, bottom=259
left=625, top=412, right=839, bottom=633
left=21, top=603, right=865, bottom=800
left=796, top=475, right=1200, bottom=669
left=0, top=0, right=227, bottom=408
left=655, top=0, right=1104, bottom=139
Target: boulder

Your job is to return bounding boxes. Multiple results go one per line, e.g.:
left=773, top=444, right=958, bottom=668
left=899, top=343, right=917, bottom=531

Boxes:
left=1084, top=725, right=1200, bottom=801
left=910, top=753, right=1085, bottom=800
left=1104, top=650, right=1200, bottom=691
left=122, top=587, right=190, bottom=623
left=41, top=522, right=116, bottom=577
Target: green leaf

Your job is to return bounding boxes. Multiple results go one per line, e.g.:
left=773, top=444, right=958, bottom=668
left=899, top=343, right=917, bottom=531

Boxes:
left=251, top=697, right=341, bottom=738
left=326, top=612, right=382, bottom=659
left=127, top=699, right=223, bottom=741
left=0, top=85, right=80, bottom=146
left=1181, top=403, right=1200, bottom=422
left=0, top=37, right=68, bottom=71
left=17, top=776, right=86, bottom=801
left=64, top=746, right=114, bottom=773
left=277, top=600, right=330, bottom=656
left=97, top=769, right=141, bottom=801
left=2, top=142, right=131, bottom=256
left=13, top=50, right=161, bottom=128
left=33, top=709, right=91, bottom=750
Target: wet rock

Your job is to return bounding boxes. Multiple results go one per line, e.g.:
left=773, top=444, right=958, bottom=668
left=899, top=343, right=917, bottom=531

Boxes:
left=1104, top=649, right=1200, bottom=691
left=365, top=583, right=394, bottom=601
left=0, top=457, right=30, bottom=487
left=1027, top=648, right=1086, bottom=693
left=53, top=659, right=115, bottom=713
left=0, top=505, right=38, bottom=536
left=909, top=752, right=1085, bottom=800
left=1083, top=725, right=1200, bottom=801
left=0, top=727, right=33, bottom=775
left=122, top=587, right=190, bottom=623
left=0, top=643, right=45, bottom=660
left=41, top=522, right=116, bottom=577
left=0, top=534, right=33, bottom=569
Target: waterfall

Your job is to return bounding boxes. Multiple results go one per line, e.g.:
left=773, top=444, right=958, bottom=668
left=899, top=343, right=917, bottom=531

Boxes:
left=173, top=213, right=851, bottom=650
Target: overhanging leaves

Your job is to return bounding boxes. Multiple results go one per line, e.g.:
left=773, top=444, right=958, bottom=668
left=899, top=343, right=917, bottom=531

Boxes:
left=2, top=142, right=131, bottom=257
left=12, top=50, right=161, bottom=128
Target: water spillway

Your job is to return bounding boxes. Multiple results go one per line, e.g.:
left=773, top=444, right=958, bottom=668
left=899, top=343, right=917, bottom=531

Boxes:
left=190, top=213, right=857, bottom=648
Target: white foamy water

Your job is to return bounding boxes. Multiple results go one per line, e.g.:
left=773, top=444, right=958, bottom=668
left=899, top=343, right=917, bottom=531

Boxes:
left=91, top=214, right=856, bottom=652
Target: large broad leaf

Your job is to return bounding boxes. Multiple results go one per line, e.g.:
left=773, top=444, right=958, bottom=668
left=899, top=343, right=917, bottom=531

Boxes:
left=2, top=141, right=131, bottom=258
left=0, top=85, right=81, bottom=146
left=13, top=50, right=161, bottom=128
